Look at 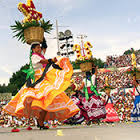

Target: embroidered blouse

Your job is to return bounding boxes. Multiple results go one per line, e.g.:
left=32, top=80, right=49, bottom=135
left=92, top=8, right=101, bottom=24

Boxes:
left=31, top=54, right=44, bottom=71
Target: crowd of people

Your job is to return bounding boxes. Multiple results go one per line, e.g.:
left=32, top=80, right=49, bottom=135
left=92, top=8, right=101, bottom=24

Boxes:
left=97, top=71, right=133, bottom=89
left=114, top=89, right=135, bottom=122
left=106, top=53, right=140, bottom=68
left=0, top=106, right=36, bottom=128
left=0, top=106, right=61, bottom=128
left=101, top=88, right=135, bottom=122
left=72, top=70, right=133, bottom=91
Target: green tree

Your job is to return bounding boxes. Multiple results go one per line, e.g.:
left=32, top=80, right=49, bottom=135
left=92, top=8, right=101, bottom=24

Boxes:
left=0, top=84, right=8, bottom=93
left=93, top=58, right=105, bottom=68
left=124, top=48, right=133, bottom=55
left=7, top=64, right=29, bottom=96
left=124, top=48, right=140, bottom=55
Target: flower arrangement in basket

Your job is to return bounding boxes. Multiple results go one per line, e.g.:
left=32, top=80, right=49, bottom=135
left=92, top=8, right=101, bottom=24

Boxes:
left=72, top=41, right=94, bottom=72
left=11, top=0, right=52, bottom=44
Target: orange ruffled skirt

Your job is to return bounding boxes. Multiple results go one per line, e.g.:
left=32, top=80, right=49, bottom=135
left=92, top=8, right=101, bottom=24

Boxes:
left=3, top=57, right=79, bottom=121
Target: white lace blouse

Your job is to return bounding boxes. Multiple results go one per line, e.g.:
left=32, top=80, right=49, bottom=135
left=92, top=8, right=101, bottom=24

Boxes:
left=31, top=54, right=43, bottom=71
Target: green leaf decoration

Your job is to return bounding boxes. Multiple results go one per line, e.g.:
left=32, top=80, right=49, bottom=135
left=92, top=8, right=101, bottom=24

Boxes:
left=11, top=19, right=53, bottom=43
left=22, top=68, right=35, bottom=82
left=84, top=87, right=89, bottom=100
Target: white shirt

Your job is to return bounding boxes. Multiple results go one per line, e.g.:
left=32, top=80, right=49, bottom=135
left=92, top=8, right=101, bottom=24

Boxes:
left=31, top=54, right=43, bottom=71
left=83, top=74, right=96, bottom=87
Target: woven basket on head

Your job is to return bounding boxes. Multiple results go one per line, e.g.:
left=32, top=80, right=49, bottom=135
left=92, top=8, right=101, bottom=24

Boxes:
left=24, top=26, right=44, bottom=44
left=80, top=62, right=92, bottom=72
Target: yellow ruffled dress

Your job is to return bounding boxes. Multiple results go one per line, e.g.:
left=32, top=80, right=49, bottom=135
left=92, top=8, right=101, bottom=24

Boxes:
left=3, top=57, right=79, bottom=121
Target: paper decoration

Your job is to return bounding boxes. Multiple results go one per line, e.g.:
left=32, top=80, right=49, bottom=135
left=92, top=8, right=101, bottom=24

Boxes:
left=56, top=130, right=64, bottom=136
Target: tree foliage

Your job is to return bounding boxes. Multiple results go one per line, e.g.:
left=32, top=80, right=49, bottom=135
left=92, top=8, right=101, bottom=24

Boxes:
left=0, top=84, right=8, bottom=93
left=124, top=48, right=140, bottom=55
left=8, top=64, right=29, bottom=95
left=0, top=64, right=29, bottom=96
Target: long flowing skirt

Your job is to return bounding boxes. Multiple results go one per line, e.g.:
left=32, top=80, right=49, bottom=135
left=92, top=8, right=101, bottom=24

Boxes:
left=81, top=93, right=106, bottom=121
left=63, top=110, right=85, bottom=125
left=3, top=57, right=79, bottom=121
left=64, top=90, right=106, bottom=123
left=131, top=95, right=140, bottom=122
left=102, top=103, right=120, bottom=122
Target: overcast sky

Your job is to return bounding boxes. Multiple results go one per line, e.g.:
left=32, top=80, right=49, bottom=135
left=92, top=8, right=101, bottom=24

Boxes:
left=0, top=0, right=140, bottom=85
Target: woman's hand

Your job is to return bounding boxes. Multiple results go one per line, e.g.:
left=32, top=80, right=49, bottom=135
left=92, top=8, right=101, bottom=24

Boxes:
left=40, top=59, right=49, bottom=64
left=52, top=57, right=57, bottom=63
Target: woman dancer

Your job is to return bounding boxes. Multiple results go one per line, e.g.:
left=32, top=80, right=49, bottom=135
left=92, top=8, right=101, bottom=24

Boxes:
left=3, top=43, right=79, bottom=130
left=80, top=66, right=106, bottom=124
